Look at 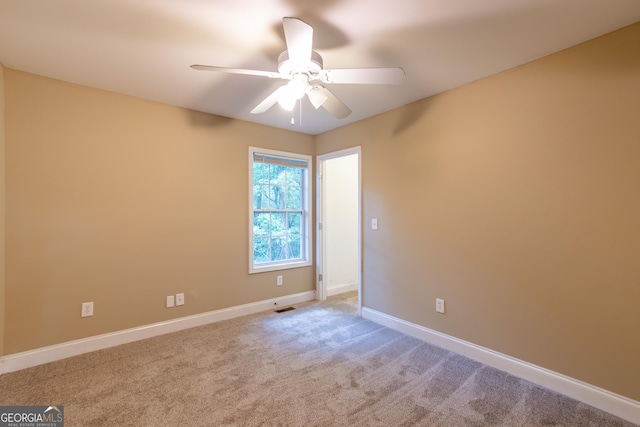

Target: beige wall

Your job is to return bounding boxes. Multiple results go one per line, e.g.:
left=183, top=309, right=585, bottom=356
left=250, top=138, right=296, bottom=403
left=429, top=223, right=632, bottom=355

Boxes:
left=4, top=70, right=315, bottom=354
left=0, top=63, right=5, bottom=356
left=3, top=21, right=640, bottom=403
left=317, top=22, right=640, bottom=401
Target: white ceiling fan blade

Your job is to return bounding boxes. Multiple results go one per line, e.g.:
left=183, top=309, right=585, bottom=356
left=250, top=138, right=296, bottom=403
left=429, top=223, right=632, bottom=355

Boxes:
left=307, top=86, right=328, bottom=109
left=191, top=65, right=283, bottom=79
left=251, top=86, right=287, bottom=114
left=317, top=87, right=351, bottom=119
left=320, top=68, right=406, bottom=85
left=282, top=17, right=313, bottom=64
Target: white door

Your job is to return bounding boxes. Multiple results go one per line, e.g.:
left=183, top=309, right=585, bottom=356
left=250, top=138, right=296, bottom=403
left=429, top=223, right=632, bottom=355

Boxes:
left=316, top=147, right=362, bottom=315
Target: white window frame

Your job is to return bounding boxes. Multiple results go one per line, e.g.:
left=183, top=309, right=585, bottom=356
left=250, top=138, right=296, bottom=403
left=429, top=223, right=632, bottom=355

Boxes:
left=249, top=147, right=312, bottom=274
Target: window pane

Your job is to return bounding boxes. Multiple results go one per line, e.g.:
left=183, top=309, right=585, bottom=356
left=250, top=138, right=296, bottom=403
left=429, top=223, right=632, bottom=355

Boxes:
left=288, top=213, right=301, bottom=234
left=288, top=235, right=301, bottom=259
left=272, top=165, right=287, bottom=186
left=253, top=185, right=269, bottom=209
left=270, top=186, right=285, bottom=209
left=266, top=164, right=274, bottom=183
left=286, top=186, right=301, bottom=209
left=270, top=236, right=288, bottom=261
left=253, top=212, right=270, bottom=236
left=270, top=212, right=286, bottom=236
left=254, top=237, right=270, bottom=263
left=253, top=163, right=267, bottom=185
left=287, top=168, right=302, bottom=186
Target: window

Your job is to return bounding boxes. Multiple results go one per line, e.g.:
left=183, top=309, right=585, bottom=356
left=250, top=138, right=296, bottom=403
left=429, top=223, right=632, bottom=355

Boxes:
left=249, top=147, right=312, bottom=273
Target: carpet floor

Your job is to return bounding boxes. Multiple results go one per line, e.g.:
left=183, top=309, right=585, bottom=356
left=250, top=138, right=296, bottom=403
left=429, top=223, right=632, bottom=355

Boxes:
left=0, top=292, right=636, bottom=426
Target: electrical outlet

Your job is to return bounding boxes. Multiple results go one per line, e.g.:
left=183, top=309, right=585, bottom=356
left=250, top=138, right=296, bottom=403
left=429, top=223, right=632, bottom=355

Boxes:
left=81, top=302, right=94, bottom=317
left=176, top=293, right=185, bottom=306
left=166, top=295, right=175, bottom=308
left=277, top=275, right=283, bottom=286
left=436, top=298, right=445, bottom=314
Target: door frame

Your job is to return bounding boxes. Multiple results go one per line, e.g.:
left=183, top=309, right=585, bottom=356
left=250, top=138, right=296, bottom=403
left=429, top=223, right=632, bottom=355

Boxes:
left=316, top=146, right=362, bottom=316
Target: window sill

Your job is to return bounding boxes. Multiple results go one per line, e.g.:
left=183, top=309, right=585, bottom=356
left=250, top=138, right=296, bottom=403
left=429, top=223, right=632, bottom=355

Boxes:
left=249, top=260, right=312, bottom=274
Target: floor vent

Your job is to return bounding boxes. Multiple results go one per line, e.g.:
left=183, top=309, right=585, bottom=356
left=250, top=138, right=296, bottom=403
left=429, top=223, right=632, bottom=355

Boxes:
left=274, top=307, right=295, bottom=313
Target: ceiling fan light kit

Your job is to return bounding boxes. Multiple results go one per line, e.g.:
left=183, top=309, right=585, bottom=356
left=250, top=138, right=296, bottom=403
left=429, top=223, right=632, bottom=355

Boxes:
left=191, top=17, right=405, bottom=120
left=277, top=74, right=309, bottom=111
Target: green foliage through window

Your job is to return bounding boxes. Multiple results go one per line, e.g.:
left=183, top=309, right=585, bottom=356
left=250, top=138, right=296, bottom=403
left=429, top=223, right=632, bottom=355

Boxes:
left=251, top=151, right=308, bottom=268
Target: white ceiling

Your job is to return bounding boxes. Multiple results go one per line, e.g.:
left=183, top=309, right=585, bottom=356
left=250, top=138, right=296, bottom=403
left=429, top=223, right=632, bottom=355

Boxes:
left=1, top=0, right=639, bottom=135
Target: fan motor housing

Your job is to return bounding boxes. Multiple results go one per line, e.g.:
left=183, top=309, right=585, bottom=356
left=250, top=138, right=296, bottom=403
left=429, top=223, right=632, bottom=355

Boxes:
left=278, top=50, right=323, bottom=76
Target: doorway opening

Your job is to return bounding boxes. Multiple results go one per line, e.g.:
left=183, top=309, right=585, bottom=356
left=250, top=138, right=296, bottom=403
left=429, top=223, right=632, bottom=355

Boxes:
left=316, top=147, right=361, bottom=316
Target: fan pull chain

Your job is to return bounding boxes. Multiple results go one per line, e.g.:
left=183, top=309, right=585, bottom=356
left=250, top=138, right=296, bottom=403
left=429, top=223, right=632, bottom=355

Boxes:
left=290, top=100, right=295, bottom=125
left=290, top=99, right=302, bottom=126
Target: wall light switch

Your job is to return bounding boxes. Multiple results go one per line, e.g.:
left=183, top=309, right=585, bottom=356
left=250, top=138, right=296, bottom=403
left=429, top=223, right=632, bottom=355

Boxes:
left=372, top=218, right=378, bottom=230
left=176, top=293, right=185, bottom=306
left=166, top=295, right=175, bottom=308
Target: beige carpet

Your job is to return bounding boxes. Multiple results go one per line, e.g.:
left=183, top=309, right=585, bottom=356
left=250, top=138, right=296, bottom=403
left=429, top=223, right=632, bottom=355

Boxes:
left=0, top=292, right=636, bottom=426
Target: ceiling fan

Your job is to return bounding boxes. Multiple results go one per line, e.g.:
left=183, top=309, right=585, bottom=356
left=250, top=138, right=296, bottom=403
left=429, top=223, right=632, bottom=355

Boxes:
left=191, top=17, right=406, bottom=119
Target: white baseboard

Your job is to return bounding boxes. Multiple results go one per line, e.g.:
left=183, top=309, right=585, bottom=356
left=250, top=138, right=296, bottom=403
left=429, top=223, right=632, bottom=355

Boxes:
left=327, top=282, right=358, bottom=297
left=0, top=291, right=315, bottom=375
left=362, top=307, right=640, bottom=425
